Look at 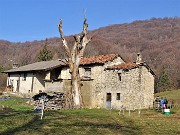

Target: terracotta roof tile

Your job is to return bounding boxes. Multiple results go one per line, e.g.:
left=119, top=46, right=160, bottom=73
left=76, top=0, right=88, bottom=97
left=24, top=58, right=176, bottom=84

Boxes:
left=107, top=63, right=138, bottom=70
left=80, top=54, right=118, bottom=65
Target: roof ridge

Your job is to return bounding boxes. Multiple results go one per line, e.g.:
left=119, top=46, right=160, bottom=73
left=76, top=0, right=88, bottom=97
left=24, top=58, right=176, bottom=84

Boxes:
left=106, top=62, right=138, bottom=70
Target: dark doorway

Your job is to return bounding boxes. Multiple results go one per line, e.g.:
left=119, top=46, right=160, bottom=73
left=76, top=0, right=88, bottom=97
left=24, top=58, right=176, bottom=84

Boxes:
left=106, top=93, right=111, bottom=109
left=16, top=80, right=20, bottom=92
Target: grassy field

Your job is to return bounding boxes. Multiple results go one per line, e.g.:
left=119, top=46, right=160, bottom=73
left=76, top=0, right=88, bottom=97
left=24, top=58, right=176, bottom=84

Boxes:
left=0, top=97, right=33, bottom=111
left=155, top=89, right=180, bottom=103
left=0, top=90, right=180, bottom=135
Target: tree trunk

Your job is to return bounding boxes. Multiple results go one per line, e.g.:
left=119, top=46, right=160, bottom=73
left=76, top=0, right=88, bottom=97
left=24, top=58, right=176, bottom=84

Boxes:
left=71, top=68, right=80, bottom=108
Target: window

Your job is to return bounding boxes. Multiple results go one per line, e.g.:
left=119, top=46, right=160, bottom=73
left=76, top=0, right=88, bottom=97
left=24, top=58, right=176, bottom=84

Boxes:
left=106, top=93, right=112, bottom=101
left=116, top=93, right=121, bottom=100
left=84, top=68, right=91, bottom=78
left=22, top=73, right=27, bottom=81
left=118, top=73, right=121, bottom=81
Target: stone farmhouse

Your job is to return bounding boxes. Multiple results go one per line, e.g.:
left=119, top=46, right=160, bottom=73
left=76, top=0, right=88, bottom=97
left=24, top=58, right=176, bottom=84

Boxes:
left=4, top=53, right=155, bottom=110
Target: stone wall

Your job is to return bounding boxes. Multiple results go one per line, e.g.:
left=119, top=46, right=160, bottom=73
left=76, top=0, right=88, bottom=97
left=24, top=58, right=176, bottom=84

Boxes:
left=104, top=56, right=125, bottom=68
left=140, top=66, right=154, bottom=108
left=91, top=66, right=105, bottom=108
left=96, top=66, right=154, bottom=110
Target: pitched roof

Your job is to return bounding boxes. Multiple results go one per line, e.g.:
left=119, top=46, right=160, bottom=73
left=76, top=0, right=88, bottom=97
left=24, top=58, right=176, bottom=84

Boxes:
left=80, top=54, right=118, bottom=65
left=3, top=59, right=67, bottom=73
left=106, top=62, right=155, bottom=75
left=106, top=63, right=138, bottom=70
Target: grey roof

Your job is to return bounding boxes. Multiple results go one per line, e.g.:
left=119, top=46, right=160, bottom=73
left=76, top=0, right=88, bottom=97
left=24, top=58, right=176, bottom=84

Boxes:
left=3, top=59, right=67, bottom=73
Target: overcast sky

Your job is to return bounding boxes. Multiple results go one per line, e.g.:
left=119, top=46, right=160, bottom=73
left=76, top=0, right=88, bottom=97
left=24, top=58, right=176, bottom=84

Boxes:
left=0, top=0, right=180, bottom=42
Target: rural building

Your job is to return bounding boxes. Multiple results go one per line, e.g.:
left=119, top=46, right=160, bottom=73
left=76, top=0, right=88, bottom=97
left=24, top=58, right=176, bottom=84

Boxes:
left=3, top=60, right=66, bottom=94
left=4, top=53, right=155, bottom=110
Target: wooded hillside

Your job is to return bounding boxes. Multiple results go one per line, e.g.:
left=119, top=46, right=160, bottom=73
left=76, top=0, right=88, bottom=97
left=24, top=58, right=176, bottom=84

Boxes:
left=1, top=17, right=180, bottom=92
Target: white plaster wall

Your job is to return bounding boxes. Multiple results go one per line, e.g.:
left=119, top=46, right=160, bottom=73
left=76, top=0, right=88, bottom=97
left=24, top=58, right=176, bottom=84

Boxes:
left=61, top=66, right=93, bottom=80
left=33, top=73, right=45, bottom=93
left=8, top=72, right=45, bottom=94
left=18, top=73, right=33, bottom=93
left=45, top=71, right=51, bottom=80
left=8, top=74, right=19, bottom=92
left=61, top=67, right=71, bottom=79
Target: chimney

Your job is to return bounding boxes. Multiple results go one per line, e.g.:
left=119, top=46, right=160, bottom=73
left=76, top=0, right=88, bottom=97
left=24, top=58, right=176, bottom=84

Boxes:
left=136, top=53, right=142, bottom=64
left=12, top=63, right=19, bottom=69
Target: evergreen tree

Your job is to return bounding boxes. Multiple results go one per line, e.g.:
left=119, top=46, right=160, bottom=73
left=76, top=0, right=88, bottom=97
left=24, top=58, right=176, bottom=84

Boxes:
left=157, top=67, right=171, bottom=92
left=38, top=39, right=52, bottom=61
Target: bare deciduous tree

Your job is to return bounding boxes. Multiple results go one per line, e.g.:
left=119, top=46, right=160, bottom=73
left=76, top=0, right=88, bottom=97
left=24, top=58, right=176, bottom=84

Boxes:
left=58, top=18, right=91, bottom=108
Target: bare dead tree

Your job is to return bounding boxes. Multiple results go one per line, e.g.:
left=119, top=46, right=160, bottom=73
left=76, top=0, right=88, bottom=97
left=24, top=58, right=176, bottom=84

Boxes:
left=58, top=18, right=91, bottom=109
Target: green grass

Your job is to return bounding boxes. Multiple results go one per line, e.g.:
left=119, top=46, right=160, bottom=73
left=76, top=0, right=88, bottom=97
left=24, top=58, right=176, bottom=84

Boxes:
left=155, top=89, right=180, bottom=101
left=0, top=108, right=180, bottom=135
left=0, top=97, right=33, bottom=111
left=0, top=90, right=180, bottom=135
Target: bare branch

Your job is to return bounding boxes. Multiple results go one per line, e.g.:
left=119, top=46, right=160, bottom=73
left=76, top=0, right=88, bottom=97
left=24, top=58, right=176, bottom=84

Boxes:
left=83, top=8, right=87, bottom=20
left=58, top=19, right=64, bottom=38
left=57, top=19, right=70, bottom=57
left=79, top=17, right=90, bottom=47
left=57, top=19, right=73, bottom=73
left=71, top=35, right=78, bottom=63
left=79, top=38, right=91, bottom=57
left=73, top=35, right=80, bottom=43
left=76, top=18, right=91, bottom=57
left=82, top=18, right=88, bottom=36
left=86, top=37, right=92, bottom=45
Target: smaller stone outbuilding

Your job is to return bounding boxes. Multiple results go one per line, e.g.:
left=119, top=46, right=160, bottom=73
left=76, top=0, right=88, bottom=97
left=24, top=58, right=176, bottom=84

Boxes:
left=104, top=62, right=155, bottom=110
